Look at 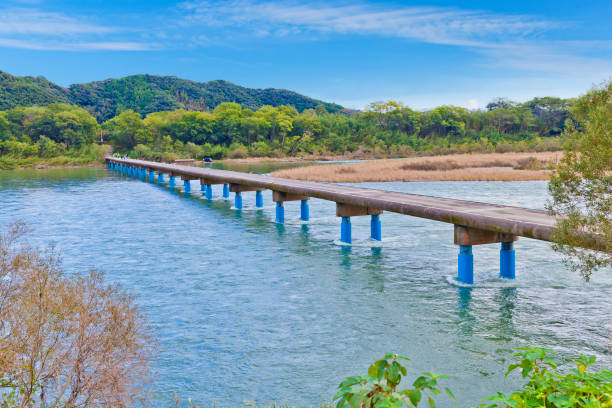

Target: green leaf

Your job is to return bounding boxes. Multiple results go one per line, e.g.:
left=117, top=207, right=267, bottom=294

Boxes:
left=428, top=396, right=435, bottom=408
left=408, top=389, right=421, bottom=406
left=444, top=387, right=456, bottom=403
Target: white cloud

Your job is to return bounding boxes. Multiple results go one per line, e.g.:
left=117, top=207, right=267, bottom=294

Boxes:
left=0, top=7, right=152, bottom=51
left=0, top=38, right=155, bottom=51
left=0, top=9, right=114, bottom=35
left=179, top=0, right=555, bottom=46
left=178, top=0, right=611, bottom=77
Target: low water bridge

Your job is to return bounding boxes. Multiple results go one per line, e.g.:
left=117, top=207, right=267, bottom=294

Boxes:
left=106, top=156, right=598, bottom=284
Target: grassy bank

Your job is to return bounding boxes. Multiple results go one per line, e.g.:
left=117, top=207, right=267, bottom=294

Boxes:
left=270, top=151, right=561, bottom=182
left=0, top=144, right=108, bottom=170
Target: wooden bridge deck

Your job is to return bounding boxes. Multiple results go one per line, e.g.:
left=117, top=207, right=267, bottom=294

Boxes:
left=106, top=157, right=587, bottom=246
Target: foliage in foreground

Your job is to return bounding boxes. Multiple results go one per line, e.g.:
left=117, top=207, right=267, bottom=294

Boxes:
left=335, top=348, right=611, bottom=408
left=0, top=223, right=152, bottom=407
left=547, top=80, right=612, bottom=280
left=334, top=353, right=455, bottom=408
left=479, top=347, right=612, bottom=408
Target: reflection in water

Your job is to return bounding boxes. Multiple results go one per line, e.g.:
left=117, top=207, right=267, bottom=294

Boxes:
left=497, top=287, right=518, bottom=341
left=457, top=286, right=473, bottom=319
left=340, top=246, right=352, bottom=270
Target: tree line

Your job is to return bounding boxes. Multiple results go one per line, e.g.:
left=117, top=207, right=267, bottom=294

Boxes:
left=0, top=96, right=573, bottom=164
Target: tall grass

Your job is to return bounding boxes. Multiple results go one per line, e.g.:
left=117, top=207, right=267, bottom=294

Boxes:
left=271, top=152, right=561, bottom=182
left=0, top=144, right=108, bottom=170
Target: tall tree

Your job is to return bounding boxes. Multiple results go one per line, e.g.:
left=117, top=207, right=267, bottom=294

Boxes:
left=547, top=81, right=611, bottom=280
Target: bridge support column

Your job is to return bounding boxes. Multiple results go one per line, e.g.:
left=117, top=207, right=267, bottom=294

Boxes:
left=272, top=191, right=309, bottom=223
left=256, top=190, right=264, bottom=208
left=370, top=214, right=382, bottom=241
left=141, top=169, right=146, bottom=181
left=206, top=184, right=213, bottom=200
left=458, top=246, right=474, bottom=284
left=341, top=217, right=351, bottom=244
left=454, top=225, right=518, bottom=284
left=300, top=199, right=309, bottom=221
left=169, top=176, right=175, bottom=189
left=149, top=171, right=154, bottom=183
left=335, top=203, right=382, bottom=245
left=223, top=184, right=230, bottom=199
left=183, top=180, right=191, bottom=193
left=235, top=192, right=242, bottom=209
left=275, top=202, right=284, bottom=223
left=500, top=242, right=516, bottom=279
left=158, top=173, right=164, bottom=184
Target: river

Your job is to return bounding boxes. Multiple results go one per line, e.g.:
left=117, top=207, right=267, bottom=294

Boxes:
left=0, top=165, right=610, bottom=407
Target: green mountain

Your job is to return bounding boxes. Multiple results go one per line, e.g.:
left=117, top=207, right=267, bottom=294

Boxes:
left=0, top=71, right=344, bottom=121
left=0, top=71, right=72, bottom=110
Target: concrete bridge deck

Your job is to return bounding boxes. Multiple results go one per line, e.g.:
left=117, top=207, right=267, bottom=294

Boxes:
left=107, top=157, right=558, bottom=241
left=106, top=156, right=600, bottom=284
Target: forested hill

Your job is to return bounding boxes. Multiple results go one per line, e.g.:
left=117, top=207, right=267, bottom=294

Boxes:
left=0, top=71, right=72, bottom=110
left=0, top=71, right=344, bottom=122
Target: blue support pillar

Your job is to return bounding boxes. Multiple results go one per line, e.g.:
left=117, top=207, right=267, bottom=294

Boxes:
left=457, top=245, right=474, bottom=285
left=149, top=171, right=154, bottom=183
left=183, top=180, right=191, bottom=193
left=300, top=200, right=309, bottom=221
left=206, top=184, right=213, bottom=200
left=256, top=190, right=264, bottom=208
left=141, top=169, right=146, bottom=181
left=370, top=214, right=382, bottom=241
left=235, top=192, right=242, bottom=209
left=341, top=217, right=352, bottom=244
left=275, top=201, right=284, bottom=223
left=158, top=173, right=164, bottom=184
left=169, top=176, right=175, bottom=189
left=500, top=242, right=516, bottom=279
left=223, top=184, right=230, bottom=199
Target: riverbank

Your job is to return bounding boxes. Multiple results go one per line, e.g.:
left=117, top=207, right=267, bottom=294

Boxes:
left=269, top=151, right=562, bottom=182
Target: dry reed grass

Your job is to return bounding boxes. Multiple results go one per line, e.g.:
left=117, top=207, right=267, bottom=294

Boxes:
left=271, top=151, right=562, bottom=182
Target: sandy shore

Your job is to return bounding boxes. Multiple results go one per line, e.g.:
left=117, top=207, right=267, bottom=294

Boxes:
left=270, top=152, right=562, bottom=182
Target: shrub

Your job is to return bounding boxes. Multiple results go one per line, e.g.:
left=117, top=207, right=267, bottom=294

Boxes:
left=334, top=353, right=454, bottom=408
left=0, top=223, right=152, bottom=407
left=228, top=146, right=248, bottom=159
left=479, top=347, right=612, bottom=408
left=37, top=135, right=65, bottom=158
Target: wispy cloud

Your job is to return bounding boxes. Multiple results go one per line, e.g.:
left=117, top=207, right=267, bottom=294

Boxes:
left=178, top=0, right=611, bottom=76
left=0, top=7, right=152, bottom=51
left=179, top=0, right=555, bottom=46
left=0, top=38, right=155, bottom=51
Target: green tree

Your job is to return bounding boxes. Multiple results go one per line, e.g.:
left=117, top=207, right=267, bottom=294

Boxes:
left=0, top=112, right=10, bottom=141
left=103, top=110, right=149, bottom=151
left=547, top=81, right=611, bottom=280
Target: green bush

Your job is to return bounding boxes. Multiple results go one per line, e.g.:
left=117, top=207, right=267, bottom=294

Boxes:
left=334, top=353, right=455, bottom=408
left=480, top=347, right=612, bottom=408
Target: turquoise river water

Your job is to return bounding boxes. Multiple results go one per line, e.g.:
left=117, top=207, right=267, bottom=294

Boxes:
left=0, top=165, right=610, bottom=407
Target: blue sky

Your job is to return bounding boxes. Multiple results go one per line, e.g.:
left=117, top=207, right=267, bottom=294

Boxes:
left=0, top=0, right=610, bottom=109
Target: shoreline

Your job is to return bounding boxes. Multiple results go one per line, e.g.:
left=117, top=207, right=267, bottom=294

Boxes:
left=2, top=151, right=563, bottom=183
left=269, top=152, right=562, bottom=183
